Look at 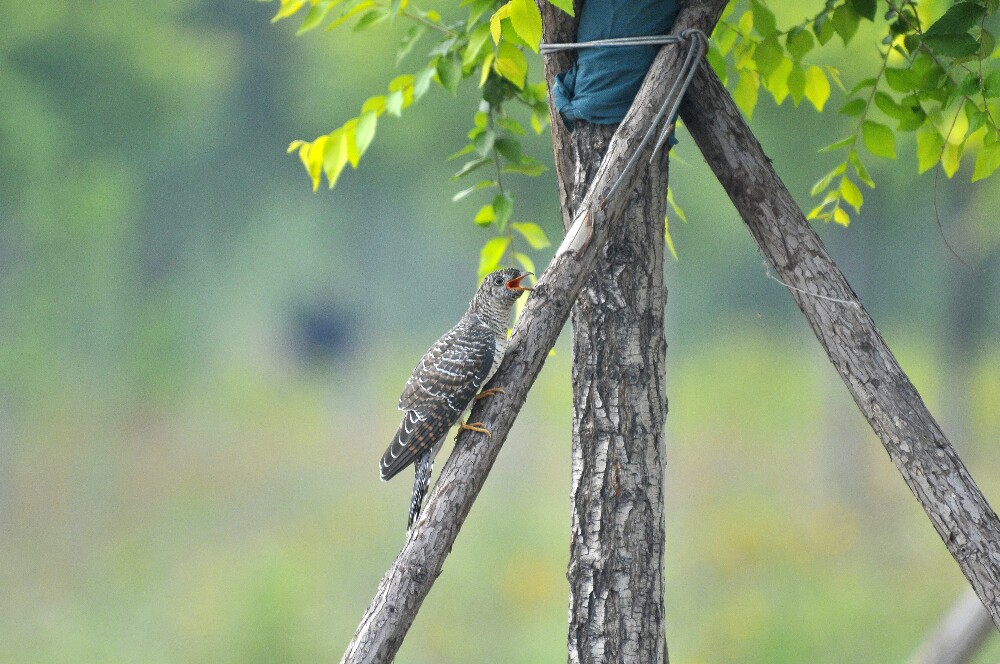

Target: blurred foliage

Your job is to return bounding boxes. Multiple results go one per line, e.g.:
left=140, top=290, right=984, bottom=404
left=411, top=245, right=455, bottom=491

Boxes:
left=1, top=0, right=1000, bottom=662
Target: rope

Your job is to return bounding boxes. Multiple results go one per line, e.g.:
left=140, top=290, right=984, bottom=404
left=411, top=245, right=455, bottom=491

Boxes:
left=540, top=29, right=708, bottom=205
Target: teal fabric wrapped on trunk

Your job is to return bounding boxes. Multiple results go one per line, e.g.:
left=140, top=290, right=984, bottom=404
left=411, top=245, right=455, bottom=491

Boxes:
left=552, top=0, right=682, bottom=126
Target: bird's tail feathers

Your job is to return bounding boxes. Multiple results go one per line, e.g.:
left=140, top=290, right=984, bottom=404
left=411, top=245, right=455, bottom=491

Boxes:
left=408, top=451, right=434, bottom=530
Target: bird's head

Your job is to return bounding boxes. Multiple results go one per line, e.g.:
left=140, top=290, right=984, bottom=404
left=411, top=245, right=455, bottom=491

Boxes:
left=477, top=267, right=533, bottom=305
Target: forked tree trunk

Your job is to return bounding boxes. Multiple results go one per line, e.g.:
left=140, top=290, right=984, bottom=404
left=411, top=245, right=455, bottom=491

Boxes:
left=566, top=124, right=670, bottom=663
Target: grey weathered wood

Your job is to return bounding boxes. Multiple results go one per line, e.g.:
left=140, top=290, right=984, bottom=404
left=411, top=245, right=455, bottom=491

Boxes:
left=339, top=3, right=726, bottom=661
left=908, top=589, right=997, bottom=664
left=566, top=122, right=670, bottom=664
left=679, top=63, right=1000, bottom=629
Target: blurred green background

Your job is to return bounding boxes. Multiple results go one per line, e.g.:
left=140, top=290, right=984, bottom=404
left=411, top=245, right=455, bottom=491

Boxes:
left=2, top=1, right=1000, bottom=662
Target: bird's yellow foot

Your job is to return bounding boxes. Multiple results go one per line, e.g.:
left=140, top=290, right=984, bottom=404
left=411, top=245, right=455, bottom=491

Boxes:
left=457, top=420, right=492, bottom=438
left=475, top=387, right=505, bottom=401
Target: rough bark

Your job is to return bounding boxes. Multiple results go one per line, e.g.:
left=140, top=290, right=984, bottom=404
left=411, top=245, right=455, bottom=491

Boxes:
left=339, top=4, right=726, bottom=661
left=566, top=123, right=670, bottom=664
left=680, top=64, right=1000, bottom=628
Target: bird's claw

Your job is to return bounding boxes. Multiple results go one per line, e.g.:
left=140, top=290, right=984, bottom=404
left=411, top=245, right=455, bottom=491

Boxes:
left=457, top=419, right=492, bottom=438
left=475, top=387, right=505, bottom=401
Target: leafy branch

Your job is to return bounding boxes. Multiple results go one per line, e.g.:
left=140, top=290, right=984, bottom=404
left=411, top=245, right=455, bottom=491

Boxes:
left=267, top=0, right=565, bottom=278
left=714, top=0, right=1000, bottom=227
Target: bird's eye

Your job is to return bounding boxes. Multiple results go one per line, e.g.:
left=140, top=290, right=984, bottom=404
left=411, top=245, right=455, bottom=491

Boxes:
left=493, top=276, right=504, bottom=286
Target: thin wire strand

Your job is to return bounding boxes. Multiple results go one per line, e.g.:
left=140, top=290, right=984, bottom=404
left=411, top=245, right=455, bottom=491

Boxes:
left=764, top=266, right=857, bottom=306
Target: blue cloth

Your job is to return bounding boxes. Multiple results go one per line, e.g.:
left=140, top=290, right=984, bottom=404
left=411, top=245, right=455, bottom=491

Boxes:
left=553, top=0, right=681, bottom=126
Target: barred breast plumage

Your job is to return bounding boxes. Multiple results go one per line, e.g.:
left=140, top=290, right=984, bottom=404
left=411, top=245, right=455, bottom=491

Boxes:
left=379, top=267, right=531, bottom=530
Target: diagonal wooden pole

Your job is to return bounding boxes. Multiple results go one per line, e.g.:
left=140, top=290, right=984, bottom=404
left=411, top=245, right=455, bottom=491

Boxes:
left=680, top=63, right=1000, bottom=628
left=339, top=3, right=729, bottom=662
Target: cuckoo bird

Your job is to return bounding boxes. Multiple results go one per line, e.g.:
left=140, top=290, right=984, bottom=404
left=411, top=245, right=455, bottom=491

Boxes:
left=380, top=268, right=532, bottom=529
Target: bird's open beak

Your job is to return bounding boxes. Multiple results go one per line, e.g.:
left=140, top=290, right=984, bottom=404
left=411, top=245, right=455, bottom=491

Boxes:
left=506, top=271, right=534, bottom=291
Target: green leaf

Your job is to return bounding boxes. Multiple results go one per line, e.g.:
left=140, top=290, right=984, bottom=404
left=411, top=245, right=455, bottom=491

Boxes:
left=831, top=4, right=860, bottom=45
left=839, top=98, right=866, bottom=116
left=436, top=54, right=462, bottom=94
left=473, top=129, right=495, bottom=156
left=299, top=136, right=324, bottom=191
left=452, top=157, right=490, bottom=179
left=489, top=2, right=512, bottom=43
left=788, top=64, right=806, bottom=105
left=884, top=67, right=920, bottom=93
left=474, top=204, right=496, bottom=226
left=493, top=191, right=514, bottom=229
left=956, top=73, right=980, bottom=97
left=921, top=33, right=980, bottom=58
left=545, top=0, right=574, bottom=17
left=737, top=10, right=754, bottom=37
left=512, top=222, right=551, bottom=249
left=804, top=66, right=830, bottom=111
left=849, top=77, right=877, bottom=94
left=493, top=137, right=521, bottom=162
left=819, top=136, right=854, bottom=152
left=972, top=141, right=1000, bottom=181
left=849, top=150, right=875, bottom=188
left=497, top=117, right=527, bottom=135
left=849, top=0, right=876, bottom=22
left=839, top=177, right=863, bottom=212
left=833, top=205, right=850, bottom=226
left=984, top=70, right=1000, bottom=98
left=754, top=36, right=784, bottom=76
left=397, top=25, right=427, bottom=64
left=706, top=44, right=727, bottom=81
left=733, top=70, right=760, bottom=117
left=495, top=41, right=528, bottom=89
left=786, top=27, right=814, bottom=61
left=980, top=28, right=996, bottom=59
left=862, top=121, right=896, bottom=159
left=765, top=57, right=793, bottom=104
left=896, top=95, right=926, bottom=132
left=874, top=91, right=902, bottom=119
left=924, top=2, right=987, bottom=38
left=751, top=0, right=777, bottom=37
left=941, top=141, right=963, bottom=177
left=916, top=125, right=944, bottom=173
left=810, top=161, right=846, bottom=196
left=452, top=179, right=496, bottom=202
left=664, top=215, right=678, bottom=260
left=510, top=0, right=543, bottom=53
left=463, top=24, right=492, bottom=69
left=297, top=1, right=336, bottom=34
left=272, top=0, right=306, bottom=23
left=354, top=8, right=389, bottom=31
left=353, top=110, right=377, bottom=156
left=385, top=89, right=404, bottom=116
left=503, top=159, right=547, bottom=176
left=478, top=237, right=511, bottom=278
left=813, top=13, right=835, bottom=46
left=716, top=24, right=739, bottom=56
left=413, top=66, right=434, bottom=100
left=342, top=121, right=359, bottom=167
left=361, top=95, right=386, bottom=115
left=323, top=130, right=350, bottom=188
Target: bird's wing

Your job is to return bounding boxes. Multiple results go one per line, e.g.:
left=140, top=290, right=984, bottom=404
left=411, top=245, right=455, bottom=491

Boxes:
left=380, top=320, right=495, bottom=481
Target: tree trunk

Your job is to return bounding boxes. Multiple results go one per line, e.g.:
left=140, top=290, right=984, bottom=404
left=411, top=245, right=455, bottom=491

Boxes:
left=566, top=123, right=670, bottom=664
